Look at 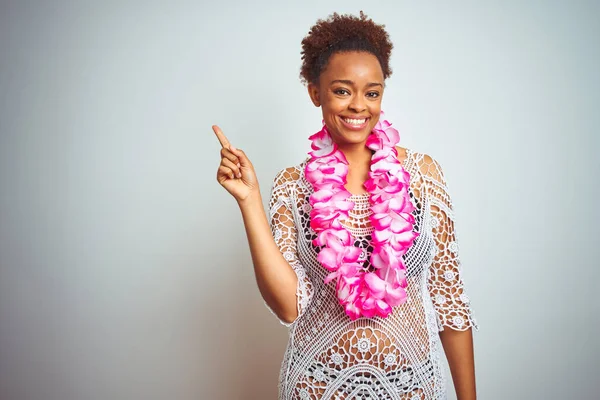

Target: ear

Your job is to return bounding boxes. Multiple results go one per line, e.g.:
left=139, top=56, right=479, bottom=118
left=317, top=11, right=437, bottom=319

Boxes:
left=307, top=83, right=320, bottom=107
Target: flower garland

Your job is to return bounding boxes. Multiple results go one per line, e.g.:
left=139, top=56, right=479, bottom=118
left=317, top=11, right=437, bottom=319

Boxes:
left=304, top=113, right=420, bottom=320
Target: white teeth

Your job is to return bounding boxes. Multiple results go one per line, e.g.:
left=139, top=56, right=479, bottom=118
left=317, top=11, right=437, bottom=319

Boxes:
left=343, top=118, right=367, bottom=125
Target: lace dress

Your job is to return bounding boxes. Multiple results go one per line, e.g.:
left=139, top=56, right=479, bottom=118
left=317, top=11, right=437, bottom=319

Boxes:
left=267, top=148, right=478, bottom=400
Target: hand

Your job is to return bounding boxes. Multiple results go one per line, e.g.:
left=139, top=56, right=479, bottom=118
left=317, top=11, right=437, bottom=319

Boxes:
left=213, top=125, right=259, bottom=202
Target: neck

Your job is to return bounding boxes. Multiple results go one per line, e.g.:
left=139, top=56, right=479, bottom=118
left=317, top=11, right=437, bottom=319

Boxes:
left=337, top=141, right=373, bottom=167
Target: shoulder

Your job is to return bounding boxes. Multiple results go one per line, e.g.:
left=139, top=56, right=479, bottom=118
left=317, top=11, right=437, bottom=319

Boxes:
left=397, top=147, right=446, bottom=184
left=271, top=158, right=309, bottom=188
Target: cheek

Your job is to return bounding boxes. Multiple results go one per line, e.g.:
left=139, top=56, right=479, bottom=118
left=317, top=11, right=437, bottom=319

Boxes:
left=322, top=92, right=350, bottom=111
left=369, top=98, right=383, bottom=110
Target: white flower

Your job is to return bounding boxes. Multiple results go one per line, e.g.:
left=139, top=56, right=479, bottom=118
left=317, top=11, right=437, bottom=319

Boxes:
left=400, top=371, right=411, bottom=384
left=330, top=352, right=344, bottom=365
left=299, top=388, right=310, bottom=399
left=435, top=294, right=447, bottom=304
left=459, top=294, right=470, bottom=303
left=313, top=367, right=326, bottom=382
left=303, top=203, right=312, bottom=213
left=283, top=251, right=294, bottom=261
left=443, top=270, right=456, bottom=281
left=356, top=337, right=373, bottom=354
left=274, top=229, right=282, bottom=241
left=448, top=241, right=459, bottom=254
left=383, top=353, right=397, bottom=367
left=453, top=316, right=465, bottom=328
left=429, top=216, right=440, bottom=228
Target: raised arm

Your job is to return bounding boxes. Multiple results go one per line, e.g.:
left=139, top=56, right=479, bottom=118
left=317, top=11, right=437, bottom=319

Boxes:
left=267, top=167, right=314, bottom=326
left=212, top=125, right=298, bottom=323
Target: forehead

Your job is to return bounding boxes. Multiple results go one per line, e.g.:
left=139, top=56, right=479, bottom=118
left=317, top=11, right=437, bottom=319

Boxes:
left=321, top=51, right=384, bottom=83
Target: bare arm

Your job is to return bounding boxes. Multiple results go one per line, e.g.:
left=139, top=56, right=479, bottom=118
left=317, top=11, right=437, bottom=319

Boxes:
left=439, top=328, right=476, bottom=400
left=212, top=125, right=298, bottom=323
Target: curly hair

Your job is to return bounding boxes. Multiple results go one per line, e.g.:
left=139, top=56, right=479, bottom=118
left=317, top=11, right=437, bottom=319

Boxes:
left=300, top=11, right=393, bottom=85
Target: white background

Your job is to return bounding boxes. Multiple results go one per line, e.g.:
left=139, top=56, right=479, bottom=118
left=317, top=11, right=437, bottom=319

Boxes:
left=1, top=1, right=598, bottom=399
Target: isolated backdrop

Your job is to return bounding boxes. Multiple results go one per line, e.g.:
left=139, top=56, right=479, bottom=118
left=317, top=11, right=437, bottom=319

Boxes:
left=1, top=1, right=598, bottom=399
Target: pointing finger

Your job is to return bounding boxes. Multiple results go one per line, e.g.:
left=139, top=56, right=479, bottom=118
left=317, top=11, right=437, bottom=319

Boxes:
left=212, top=125, right=231, bottom=149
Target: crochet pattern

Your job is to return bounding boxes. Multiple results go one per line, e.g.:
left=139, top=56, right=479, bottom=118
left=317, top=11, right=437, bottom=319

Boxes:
left=267, top=149, right=478, bottom=399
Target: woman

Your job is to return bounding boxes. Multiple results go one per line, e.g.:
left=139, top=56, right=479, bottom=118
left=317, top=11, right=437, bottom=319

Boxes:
left=213, top=12, right=478, bottom=400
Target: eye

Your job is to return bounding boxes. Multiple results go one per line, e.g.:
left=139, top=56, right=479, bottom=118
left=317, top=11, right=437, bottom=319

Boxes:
left=366, top=91, right=380, bottom=98
left=333, top=88, right=350, bottom=96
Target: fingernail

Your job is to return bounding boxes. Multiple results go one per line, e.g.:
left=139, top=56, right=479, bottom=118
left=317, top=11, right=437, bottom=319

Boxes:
left=230, top=145, right=237, bottom=151
left=237, top=163, right=241, bottom=168
left=237, top=172, right=242, bottom=178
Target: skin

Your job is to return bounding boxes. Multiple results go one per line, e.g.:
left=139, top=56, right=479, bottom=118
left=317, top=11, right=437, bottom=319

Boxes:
left=213, top=50, right=476, bottom=400
left=307, top=51, right=384, bottom=195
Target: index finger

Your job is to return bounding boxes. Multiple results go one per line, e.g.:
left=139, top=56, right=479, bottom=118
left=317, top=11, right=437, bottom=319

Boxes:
left=212, top=125, right=231, bottom=149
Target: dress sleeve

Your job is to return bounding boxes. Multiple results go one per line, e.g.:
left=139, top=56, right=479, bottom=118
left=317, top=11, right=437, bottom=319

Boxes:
left=266, top=167, right=314, bottom=327
left=422, top=156, right=479, bottom=332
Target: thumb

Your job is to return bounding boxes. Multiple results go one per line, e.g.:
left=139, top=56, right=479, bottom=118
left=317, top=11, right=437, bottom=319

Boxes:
left=230, top=145, right=250, bottom=167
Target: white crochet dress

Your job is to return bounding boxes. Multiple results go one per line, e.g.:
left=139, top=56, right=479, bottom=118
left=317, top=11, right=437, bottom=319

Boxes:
left=267, top=148, right=478, bottom=400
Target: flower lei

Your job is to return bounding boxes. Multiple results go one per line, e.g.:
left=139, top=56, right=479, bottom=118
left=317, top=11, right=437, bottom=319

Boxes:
left=304, top=113, right=419, bottom=320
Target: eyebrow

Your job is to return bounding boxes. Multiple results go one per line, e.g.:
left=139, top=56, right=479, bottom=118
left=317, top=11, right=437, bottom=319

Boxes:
left=330, top=79, right=383, bottom=88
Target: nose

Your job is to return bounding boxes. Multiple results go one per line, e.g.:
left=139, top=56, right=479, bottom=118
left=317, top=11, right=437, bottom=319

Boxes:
left=349, top=94, right=366, bottom=113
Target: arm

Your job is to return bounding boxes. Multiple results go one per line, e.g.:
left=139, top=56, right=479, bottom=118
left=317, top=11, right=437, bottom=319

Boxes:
left=439, top=327, right=476, bottom=400
left=237, top=189, right=300, bottom=324
left=211, top=126, right=305, bottom=324
left=422, top=155, right=478, bottom=400
left=260, top=167, right=314, bottom=326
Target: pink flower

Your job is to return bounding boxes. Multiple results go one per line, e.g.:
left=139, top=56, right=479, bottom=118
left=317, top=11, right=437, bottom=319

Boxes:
left=388, top=230, right=420, bottom=253
left=366, top=117, right=400, bottom=151
left=309, top=191, right=354, bottom=231
left=343, top=301, right=363, bottom=320
left=308, top=126, right=336, bottom=157
left=311, top=189, right=353, bottom=210
left=371, top=210, right=415, bottom=234
left=309, top=207, right=341, bottom=231
left=388, top=190, right=414, bottom=213
left=370, top=245, right=401, bottom=270
left=356, top=295, right=392, bottom=318
left=306, top=155, right=349, bottom=186
left=325, top=261, right=360, bottom=285
left=336, top=274, right=362, bottom=304
left=371, top=152, right=402, bottom=175
left=316, top=228, right=362, bottom=271
left=314, top=225, right=353, bottom=247
left=364, top=271, right=408, bottom=307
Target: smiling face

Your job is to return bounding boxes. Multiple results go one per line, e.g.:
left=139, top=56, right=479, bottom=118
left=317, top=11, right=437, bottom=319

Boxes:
left=308, top=51, right=385, bottom=149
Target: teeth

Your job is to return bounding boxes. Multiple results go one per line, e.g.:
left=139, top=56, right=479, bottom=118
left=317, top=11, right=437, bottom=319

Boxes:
left=343, top=118, right=366, bottom=125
